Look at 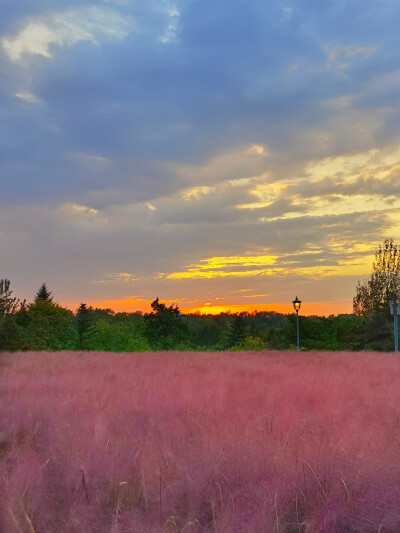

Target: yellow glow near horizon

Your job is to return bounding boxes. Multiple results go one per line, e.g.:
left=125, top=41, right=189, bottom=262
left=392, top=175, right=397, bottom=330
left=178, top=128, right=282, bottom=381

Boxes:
left=180, top=300, right=353, bottom=316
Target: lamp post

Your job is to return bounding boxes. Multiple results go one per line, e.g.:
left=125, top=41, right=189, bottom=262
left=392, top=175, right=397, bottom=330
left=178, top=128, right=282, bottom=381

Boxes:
left=292, top=296, right=302, bottom=352
left=389, top=293, right=399, bottom=354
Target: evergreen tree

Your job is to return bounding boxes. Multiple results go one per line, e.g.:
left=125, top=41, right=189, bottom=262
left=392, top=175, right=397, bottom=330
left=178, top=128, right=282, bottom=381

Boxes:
left=76, top=303, right=97, bottom=349
left=228, top=315, right=247, bottom=347
left=35, top=283, right=53, bottom=303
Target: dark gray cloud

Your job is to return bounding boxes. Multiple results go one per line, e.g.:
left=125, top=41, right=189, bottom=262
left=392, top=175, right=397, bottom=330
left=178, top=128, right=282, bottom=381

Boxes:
left=3, top=0, right=400, bottom=202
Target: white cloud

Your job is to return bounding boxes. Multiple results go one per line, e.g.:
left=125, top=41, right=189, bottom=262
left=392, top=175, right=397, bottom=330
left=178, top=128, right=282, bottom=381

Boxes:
left=2, top=6, right=133, bottom=62
left=160, top=3, right=180, bottom=43
left=14, top=91, right=42, bottom=105
left=64, top=203, right=99, bottom=215
left=247, top=144, right=269, bottom=156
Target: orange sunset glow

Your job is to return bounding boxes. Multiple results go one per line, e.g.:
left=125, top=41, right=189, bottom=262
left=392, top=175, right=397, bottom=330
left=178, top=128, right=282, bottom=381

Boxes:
left=64, top=297, right=353, bottom=317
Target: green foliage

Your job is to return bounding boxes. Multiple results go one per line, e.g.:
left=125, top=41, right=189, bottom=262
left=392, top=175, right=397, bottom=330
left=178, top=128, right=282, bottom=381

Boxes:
left=352, top=239, right=400, bottom=351
left=1, top=277, right=396, bottom=353
left=83, top=319, right=150, bottom=352
left=361, top=304, right=394, bottom=351
left=145, top=298, right=188, bottom=349
left=76, top=303, right=97, bottom=349
left=186, top=315, right=220, bottom=347
left=298, top=315, right=340, bottom=351
left=353, top=239, right=400, bottom=315
left=24, top=299, right=78, bottom=351
left=0, top=279, right=21, bottom=316
left=231, top=335, right=267, bottom=351
left=0, top=313, right=27, bottom=351
left=335, top=314, right=365, bottom=351
left=227, top=315, right=247, bottom=347
left=265, top=320, right=293, bottom=350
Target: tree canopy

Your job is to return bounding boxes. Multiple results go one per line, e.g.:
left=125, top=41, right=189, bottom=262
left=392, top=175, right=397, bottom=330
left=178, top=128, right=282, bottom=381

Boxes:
left=145, top=297, right=189, bottom=349
left=353, top=239, right=400, bottom=316
left=0, top=278, right=20, bottom=316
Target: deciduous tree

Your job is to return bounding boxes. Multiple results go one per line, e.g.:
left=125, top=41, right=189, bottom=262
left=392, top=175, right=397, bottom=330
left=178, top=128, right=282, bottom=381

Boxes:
left=0, top=278, right=20, bottom=316
left=353, top=239, right=400, bottom=315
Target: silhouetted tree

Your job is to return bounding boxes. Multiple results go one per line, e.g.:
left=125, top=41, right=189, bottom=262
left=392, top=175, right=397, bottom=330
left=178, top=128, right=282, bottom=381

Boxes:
left=145, top=297, right=188, bottom=349
left=35, top=282, right=53, bottom=303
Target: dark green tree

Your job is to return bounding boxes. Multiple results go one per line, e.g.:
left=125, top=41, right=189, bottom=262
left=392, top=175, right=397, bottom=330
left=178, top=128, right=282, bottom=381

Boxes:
left=144, top=298, right=189, bottom=349
left=76, top=303, right=97, bottom=349
left=0, top=279, right=25, bottom=351
left=35, top=282, right=53, bottom=303
left=228, top=315, right=247, bottom=348
left=0, top=314, right=26, bottom=351
left=185, top=314, right=222, bottom=349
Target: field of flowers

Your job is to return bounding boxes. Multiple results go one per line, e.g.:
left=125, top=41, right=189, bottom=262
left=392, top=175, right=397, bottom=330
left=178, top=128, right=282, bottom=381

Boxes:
left=1, top=350, right=400, bottom=532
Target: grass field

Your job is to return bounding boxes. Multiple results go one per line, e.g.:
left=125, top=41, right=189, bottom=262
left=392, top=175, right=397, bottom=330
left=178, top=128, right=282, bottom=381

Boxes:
left=1, top=350, right=400, bottom=532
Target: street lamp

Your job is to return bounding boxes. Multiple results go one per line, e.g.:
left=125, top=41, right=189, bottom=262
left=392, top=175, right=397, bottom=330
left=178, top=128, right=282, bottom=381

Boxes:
left=292, top=296, right=302, bottom=352
left=389, top=293, right=399, bottom=354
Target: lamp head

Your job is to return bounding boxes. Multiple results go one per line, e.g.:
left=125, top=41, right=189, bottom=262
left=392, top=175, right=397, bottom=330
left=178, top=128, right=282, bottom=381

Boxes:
left=292, top=296, right=302, bottom=312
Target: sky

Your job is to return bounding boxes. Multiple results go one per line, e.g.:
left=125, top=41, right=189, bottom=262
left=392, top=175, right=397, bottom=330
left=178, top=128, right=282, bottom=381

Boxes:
left=1, top=0, right=400, bottom=316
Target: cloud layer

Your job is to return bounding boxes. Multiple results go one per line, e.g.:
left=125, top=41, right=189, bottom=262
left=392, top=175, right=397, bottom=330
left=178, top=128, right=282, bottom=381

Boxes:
left=1, top=0, right=400, bottom=313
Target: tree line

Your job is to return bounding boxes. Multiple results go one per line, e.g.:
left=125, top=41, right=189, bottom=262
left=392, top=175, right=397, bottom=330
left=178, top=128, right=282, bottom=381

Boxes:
left=0, top=239, right=399, bottom=353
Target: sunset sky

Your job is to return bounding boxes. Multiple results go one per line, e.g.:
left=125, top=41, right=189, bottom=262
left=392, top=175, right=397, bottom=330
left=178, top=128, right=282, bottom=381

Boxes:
left=1, top=0, right=400, bottom=316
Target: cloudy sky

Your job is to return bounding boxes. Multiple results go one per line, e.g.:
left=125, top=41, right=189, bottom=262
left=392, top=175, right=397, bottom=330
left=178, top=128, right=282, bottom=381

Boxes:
left=1, top=0, right=400, bottom=315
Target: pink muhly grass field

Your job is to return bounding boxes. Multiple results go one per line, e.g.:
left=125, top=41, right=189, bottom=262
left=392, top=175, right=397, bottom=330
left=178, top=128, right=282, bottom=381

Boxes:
left=1, top=351, right=400, bottom=532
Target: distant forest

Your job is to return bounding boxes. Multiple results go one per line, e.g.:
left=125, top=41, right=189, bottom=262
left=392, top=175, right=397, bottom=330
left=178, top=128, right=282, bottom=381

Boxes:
left=0, top=239, right=398, bottom=353
left=0, top=286, right=397, bottom=355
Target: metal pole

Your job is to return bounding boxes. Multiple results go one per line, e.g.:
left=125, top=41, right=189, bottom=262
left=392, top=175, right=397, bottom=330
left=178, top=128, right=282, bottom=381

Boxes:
left=296, top=310, right=300, bottom=352
left=394, top=293, right=399, bottom=354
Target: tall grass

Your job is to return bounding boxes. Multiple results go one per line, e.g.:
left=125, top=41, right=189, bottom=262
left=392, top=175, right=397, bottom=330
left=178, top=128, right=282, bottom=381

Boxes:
left=1, top=350, right=400, bottom=532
